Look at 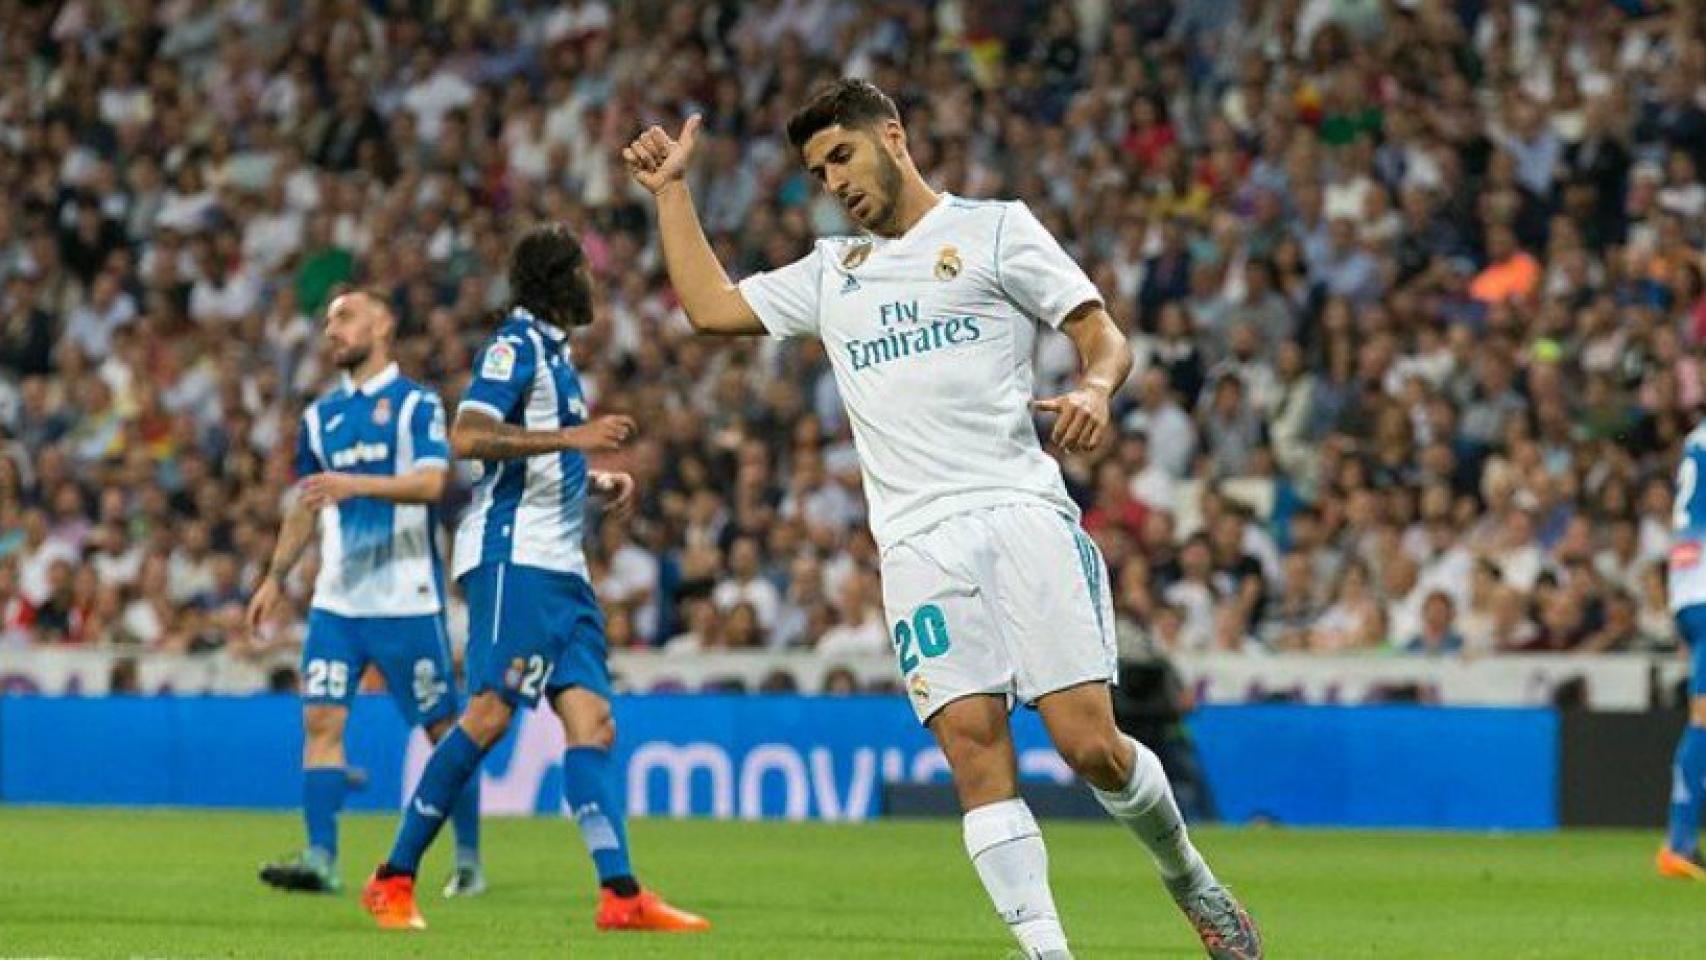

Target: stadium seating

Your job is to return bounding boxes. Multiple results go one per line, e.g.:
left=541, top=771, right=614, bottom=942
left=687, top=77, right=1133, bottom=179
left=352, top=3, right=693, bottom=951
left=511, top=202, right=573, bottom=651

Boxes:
left=0, top=0, right=1699, bottom=688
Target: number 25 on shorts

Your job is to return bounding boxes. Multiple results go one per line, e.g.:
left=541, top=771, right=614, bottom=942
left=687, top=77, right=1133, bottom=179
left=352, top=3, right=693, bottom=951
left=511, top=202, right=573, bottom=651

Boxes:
left=892, top=604, right=951, bottom=674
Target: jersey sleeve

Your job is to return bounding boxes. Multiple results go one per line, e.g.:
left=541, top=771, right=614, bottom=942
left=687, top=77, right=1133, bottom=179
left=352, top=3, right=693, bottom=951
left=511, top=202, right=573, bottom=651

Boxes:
left=407, top=391, right=450, bottom=471
left=996, top=201, right=1103, bottom=329
left=737, top=245, right=825, bottom=339
left=294, top=408, right=323, bottom=479
left=459, top=330, right=538, bottom=422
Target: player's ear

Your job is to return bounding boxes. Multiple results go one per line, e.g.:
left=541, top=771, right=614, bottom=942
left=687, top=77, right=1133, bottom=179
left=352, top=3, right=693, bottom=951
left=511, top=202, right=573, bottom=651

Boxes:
left=881, top=118, right=907, bottom=158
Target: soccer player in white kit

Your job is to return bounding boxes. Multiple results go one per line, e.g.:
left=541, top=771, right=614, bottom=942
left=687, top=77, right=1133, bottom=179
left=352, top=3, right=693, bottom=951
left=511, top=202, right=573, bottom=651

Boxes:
left=624, top=80, right=1261, bottom=959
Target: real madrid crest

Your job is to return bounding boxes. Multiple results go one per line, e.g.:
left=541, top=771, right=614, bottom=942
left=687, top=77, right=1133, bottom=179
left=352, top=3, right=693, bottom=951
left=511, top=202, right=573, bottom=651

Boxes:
left=934, top=245, right=961, bottom=281
left=842, top=242, right=873, bottom=270
left=909, top=672, right=931, bottom=704
left=372, top=396, right=392, bottom=425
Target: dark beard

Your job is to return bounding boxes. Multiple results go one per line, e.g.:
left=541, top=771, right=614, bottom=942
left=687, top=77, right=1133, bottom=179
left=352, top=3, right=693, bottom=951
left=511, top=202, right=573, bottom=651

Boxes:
left=334, top=345, right=370, bottom=372
left=869, top=151, right=905, bottom=237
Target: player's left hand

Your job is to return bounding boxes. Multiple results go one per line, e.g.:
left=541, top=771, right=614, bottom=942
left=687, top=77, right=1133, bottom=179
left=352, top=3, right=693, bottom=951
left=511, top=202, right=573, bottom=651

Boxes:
left=592, top=470, right=637, bottom=522
left=1033, top=386, right=1110, bottom=454
left=300, top=472, right=362, bottom=508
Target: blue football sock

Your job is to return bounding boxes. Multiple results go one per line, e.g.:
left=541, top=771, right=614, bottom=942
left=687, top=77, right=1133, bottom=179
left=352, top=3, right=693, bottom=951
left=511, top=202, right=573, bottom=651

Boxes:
left=387, top=727, right=485, bottom=875
left=562, top=747, right=633, bottom=885
left=303, top=766, right=346, bottom=864
left=451, top=767, right=482, bottom=868
left=1668, top=725, right=1706, bottom=855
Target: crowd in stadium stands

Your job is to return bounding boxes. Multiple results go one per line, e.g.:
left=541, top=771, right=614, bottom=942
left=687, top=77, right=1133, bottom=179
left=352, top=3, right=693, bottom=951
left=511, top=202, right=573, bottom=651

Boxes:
left=0, top=0, right=1702, bottom=689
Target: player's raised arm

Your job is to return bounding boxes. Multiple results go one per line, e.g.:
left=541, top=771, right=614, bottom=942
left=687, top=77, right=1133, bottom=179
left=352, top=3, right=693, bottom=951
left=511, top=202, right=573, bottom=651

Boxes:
left=623, top=117, right=766, bottom=336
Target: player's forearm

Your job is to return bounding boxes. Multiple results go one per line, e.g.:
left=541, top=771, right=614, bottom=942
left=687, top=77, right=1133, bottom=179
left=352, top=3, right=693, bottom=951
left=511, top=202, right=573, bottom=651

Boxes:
left=342, top=468, right=447, bottom=504
left=451, top=414, right=576, bottom=461
left=266, top=502, right=317, bottom=582
left=653, top=181, right=760, bottom=335
left=1078, top=318, right=1133, bottom=398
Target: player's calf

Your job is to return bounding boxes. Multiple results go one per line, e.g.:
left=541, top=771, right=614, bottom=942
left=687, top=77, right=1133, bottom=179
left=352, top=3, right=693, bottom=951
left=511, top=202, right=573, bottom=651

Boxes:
left=262, top=705, right=350, bottom=894
left=927, top=697, right=1070, bottom=954
left=550, top=685, right=709, bottom=931
left=929, top=694, right=1021, bottom=810
left=424, top=714, right=486, bottom=898
left=364, top=693, right=511, bottom=929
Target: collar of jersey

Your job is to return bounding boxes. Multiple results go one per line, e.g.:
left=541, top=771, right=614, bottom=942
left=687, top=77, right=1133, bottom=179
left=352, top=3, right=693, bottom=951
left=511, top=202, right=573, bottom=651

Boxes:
left=509, top=305, right=568, bottom=342
left=860, top=191, right=950, bottom=253
left=340, top=361, right=400, bottom=397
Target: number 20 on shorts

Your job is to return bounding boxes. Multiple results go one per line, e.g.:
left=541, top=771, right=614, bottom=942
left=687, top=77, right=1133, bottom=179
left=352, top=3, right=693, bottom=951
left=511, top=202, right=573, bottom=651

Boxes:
left=893, top=603, right=951, bottom=674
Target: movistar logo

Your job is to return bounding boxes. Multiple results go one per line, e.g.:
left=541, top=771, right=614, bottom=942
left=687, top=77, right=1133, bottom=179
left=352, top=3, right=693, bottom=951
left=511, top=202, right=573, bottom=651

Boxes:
left=847, top=299, right=982, bottom=371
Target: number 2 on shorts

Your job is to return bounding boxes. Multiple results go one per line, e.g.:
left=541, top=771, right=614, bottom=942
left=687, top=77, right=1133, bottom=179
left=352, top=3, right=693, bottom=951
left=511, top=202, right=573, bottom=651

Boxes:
left=892, top=603, right=951, bottom=674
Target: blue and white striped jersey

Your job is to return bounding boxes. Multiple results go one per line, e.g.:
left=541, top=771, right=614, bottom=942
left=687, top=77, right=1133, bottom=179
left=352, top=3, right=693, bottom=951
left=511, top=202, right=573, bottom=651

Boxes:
left=295, top=363, right=450, bottom=618
left=1671, top=423, right=1706, bottom=612
left=452, top=307, right=591, bottom=581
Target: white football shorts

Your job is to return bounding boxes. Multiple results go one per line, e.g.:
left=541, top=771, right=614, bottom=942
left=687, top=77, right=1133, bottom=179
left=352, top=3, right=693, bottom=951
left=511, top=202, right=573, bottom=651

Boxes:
left=878, top=502, right=1117, bottom=724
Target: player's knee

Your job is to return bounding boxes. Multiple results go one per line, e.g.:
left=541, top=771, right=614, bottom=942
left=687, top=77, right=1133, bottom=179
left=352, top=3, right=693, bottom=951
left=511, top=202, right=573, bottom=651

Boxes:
left=303, top=707, right=345, bottom=747
left=594, top=713, right=616, bottom=749
left=459, top=694, right=514, bottom=747
left=1059, top=732, right=1129, bottom=787
left=936, top=713, right=1007, bottom=759
left=562, top=698, right=615, bottom=749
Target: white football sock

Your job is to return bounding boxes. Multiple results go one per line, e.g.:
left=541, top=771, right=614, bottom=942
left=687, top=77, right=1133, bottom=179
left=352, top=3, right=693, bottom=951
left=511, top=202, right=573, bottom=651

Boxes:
left=963, top=798, right=1070, bottom=957
left=1092, top=735, right=1216, bottom=895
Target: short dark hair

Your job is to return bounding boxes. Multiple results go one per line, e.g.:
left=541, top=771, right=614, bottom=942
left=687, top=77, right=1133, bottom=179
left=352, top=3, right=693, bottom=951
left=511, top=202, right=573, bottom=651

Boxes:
left=508, top=223, right=592, bottom=328
left=786, top=79, right=900, bottom=153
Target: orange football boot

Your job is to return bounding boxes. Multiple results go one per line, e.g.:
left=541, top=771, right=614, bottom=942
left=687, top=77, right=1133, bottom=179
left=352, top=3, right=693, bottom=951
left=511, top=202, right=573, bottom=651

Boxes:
left=1657, top=846, right=1706, bottom=880
left=595, top=888, right=711, bottom=932
left=362, top=871, right=427, bottom=929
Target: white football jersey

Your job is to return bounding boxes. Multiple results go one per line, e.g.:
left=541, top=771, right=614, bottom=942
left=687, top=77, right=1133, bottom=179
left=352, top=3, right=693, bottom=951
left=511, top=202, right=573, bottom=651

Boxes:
left=738, top=195, right=1100, bottom=552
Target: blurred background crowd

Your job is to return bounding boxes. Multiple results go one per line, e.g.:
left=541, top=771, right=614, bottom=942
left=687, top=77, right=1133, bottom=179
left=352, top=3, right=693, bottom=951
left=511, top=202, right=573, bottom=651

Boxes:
left=0, top=0, right=1701, bottom=684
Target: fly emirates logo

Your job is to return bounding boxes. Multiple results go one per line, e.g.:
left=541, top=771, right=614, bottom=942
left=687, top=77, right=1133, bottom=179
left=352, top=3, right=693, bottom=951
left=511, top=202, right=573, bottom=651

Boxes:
left=845, top=298, right=982, bottom=372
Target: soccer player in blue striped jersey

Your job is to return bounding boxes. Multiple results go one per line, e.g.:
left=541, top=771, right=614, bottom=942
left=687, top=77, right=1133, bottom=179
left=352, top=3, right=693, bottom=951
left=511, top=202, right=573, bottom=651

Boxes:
left=1661, top=424, right=1706, bottom=880
left=361, top=225, right=709, bottom=933
left=248, top=289, right=484, bottom=898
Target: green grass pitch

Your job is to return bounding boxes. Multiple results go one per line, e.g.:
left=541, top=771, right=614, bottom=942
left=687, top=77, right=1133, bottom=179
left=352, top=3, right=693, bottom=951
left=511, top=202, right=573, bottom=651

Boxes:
left=0, top=807, right=1699, bottom=958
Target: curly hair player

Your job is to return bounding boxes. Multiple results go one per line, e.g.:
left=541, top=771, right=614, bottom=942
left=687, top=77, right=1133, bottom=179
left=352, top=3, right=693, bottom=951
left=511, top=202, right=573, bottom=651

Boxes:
left=359, top=225, right=709, bottom=934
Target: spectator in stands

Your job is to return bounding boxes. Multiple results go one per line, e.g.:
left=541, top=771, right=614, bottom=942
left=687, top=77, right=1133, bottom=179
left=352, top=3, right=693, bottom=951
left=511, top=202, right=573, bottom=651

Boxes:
left=0, top=558, right=34, bottom=647
left=820, top=666, right=859, bottom=695
left=772, top=552, right=829, bottom=650
left=713, top=535, right=780, bottom=634
left=1403, top=591, right=1464, bottom=656
left=816, top=570, right=885, bottom=658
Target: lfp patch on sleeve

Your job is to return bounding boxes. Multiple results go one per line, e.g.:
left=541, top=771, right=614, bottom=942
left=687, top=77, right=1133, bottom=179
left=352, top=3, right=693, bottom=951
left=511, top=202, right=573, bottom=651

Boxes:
left=481, top=341, right=516, bottom=380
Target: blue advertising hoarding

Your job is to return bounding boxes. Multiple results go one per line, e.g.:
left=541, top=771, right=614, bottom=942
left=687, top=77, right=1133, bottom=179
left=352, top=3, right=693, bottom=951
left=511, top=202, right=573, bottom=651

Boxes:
left=0, top=696, right=1557, bottom=829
